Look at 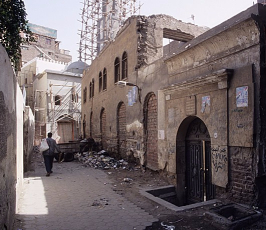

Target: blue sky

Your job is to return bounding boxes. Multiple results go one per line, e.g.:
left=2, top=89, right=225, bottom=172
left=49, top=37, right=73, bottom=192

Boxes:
left=24, top=0, right=255, bottom=62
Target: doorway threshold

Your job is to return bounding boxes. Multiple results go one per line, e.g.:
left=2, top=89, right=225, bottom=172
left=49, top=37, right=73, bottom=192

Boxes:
left=140, top=185, right=220, bottom=212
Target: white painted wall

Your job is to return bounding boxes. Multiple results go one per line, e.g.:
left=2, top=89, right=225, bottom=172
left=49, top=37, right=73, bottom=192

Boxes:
left=36, top=58, right=67, bottom=74
left=16, top=83, right=24, bottom=212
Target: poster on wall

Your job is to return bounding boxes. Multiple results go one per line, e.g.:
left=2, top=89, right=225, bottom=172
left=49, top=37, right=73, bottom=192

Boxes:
left=127, top=86, right=137, bottom=106
left=201, top=96, right=210, bottom=113
left=127, top=90, right=133, bottom=106
left=236, top=86, right=248, bottom=107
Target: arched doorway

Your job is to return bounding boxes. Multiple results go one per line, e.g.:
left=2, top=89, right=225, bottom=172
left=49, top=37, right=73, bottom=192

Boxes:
left=185, top=117, right=215, bottom=204
left=144, top=93, right=158, bottom=170
left=117, top=102, right=126, bottom=158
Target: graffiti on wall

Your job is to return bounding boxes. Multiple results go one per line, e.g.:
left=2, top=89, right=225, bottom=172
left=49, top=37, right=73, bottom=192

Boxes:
left=212, top=145, right=228, bottom=172
left=211, top=145, right=228, bottom=188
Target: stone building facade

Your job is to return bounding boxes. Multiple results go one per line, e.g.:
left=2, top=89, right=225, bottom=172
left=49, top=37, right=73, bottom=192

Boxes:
left=20, top=23, right=71, bottom=65
left=82, top=4, right=266, bottom=207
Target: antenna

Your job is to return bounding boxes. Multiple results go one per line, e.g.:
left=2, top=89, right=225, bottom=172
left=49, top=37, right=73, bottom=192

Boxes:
left=191, top=14, right=195, bottom=24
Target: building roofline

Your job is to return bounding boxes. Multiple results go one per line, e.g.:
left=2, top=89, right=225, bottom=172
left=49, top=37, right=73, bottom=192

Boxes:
left=165, top=3, right=266, bottom=62
left=45, top=69, right=82, bottom=78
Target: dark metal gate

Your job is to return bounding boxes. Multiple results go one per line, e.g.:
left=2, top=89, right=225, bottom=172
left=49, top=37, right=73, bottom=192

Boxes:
left=185, top=118, right=215, bottom=204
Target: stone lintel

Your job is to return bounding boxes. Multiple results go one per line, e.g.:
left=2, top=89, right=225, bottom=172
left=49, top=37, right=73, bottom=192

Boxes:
left=163, top=69, right=234, bottom=94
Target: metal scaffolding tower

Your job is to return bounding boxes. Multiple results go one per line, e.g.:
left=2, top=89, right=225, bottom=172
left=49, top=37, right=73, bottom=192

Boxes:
left=78, top=0, right=141, bottom=64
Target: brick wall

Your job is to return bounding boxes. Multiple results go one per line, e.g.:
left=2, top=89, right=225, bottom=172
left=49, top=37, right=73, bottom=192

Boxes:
left=118, top=103, right=127, bottom=158
left=146, top=94, right=158, bottom=170
left=228, top=147, right=256, bottom=205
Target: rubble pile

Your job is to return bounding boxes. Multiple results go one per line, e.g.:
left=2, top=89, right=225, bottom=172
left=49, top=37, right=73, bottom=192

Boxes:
left=76, top=151, right=130, bottom=170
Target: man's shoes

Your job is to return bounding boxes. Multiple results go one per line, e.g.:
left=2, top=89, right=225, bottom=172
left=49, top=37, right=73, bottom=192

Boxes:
left=46, top=173, right=50, bottom=177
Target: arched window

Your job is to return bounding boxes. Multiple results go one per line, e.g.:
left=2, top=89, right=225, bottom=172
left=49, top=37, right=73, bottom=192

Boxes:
left=91, top=78, right=95, bottom=98
left=99, top=71, right=102, bottom=92
left=122, top=52, right=128, bottom=80
left=89, top=79, right=95, bottom=98
left=89, top=82, right=92, bottom=98
left=103, top=68, right=107, bottom=90
left=114, top=57, right=120, bottom=83
left=83, top=87, right=87, bottom=103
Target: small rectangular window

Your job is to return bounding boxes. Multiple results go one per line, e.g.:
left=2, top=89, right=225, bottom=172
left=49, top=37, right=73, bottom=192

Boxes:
left=55, top=95, right=61, bottom=105
left=46, top=38, right=51, bottom=45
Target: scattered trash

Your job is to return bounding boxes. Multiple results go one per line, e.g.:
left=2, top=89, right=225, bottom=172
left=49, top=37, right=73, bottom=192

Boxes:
left=161, top=221, right=175, bottom=230
left=123, top=178, right=133, bottom=182
left=92, top=198, right=109, bottom=207
left=169, top=219, right=183, bottom=224
left=97, top=150, right=108, bottom=155
left=92, top=200, right=101, bottom=206
left=76, top=151, right=130, bottom=170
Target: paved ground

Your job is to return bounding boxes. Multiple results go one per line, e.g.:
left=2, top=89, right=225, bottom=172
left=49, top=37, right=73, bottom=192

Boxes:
left=15, top=152, right=266, bottom=230
left=15, top=154, right=158, bottom=230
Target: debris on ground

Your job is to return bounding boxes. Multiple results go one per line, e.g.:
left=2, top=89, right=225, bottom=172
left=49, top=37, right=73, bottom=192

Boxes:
left=123, top=177, right=133, bottom=182
left=92, top=198, right=109, bottom=208
left=160, top=222, right=175, bottom=230
left=76, top=151, right=130, bottom=170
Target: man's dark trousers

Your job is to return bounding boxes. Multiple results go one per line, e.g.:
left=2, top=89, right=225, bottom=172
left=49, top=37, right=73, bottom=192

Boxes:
left=43, top=155, right=54, bottom=173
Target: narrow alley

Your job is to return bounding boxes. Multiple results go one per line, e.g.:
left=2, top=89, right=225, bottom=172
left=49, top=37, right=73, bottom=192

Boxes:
left=15, top=153, right=158, bottom=230
left=14, top=151, right=266, bottom=230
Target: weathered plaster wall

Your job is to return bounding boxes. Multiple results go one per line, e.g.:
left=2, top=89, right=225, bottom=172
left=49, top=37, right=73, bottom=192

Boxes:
left=82, top=14, right=209, bottom=163
left=16, top=83, right=24, bottom=212
left=82, top=17, right=141, bottom=155
left=23, top=106, right=35, bottom=173
left=0, top=44, right=18, bottom=229
left=164, top=17, right=260, bottom=205
left=136, top=14, right=208, bottom=68
left=81, top=4, right=266, bottom=207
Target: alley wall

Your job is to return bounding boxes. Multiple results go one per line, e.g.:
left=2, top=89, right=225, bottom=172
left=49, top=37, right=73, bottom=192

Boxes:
left=0, top=44, right=28, bottom=229
left=0, top=44, right=18, bottom=229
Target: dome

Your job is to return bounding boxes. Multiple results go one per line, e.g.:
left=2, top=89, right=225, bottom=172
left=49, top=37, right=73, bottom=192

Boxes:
left=65, top=60, right=89, bottom=74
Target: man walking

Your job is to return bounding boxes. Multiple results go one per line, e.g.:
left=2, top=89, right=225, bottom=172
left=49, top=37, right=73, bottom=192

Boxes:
left=43, top=132, right=61, bottom=177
